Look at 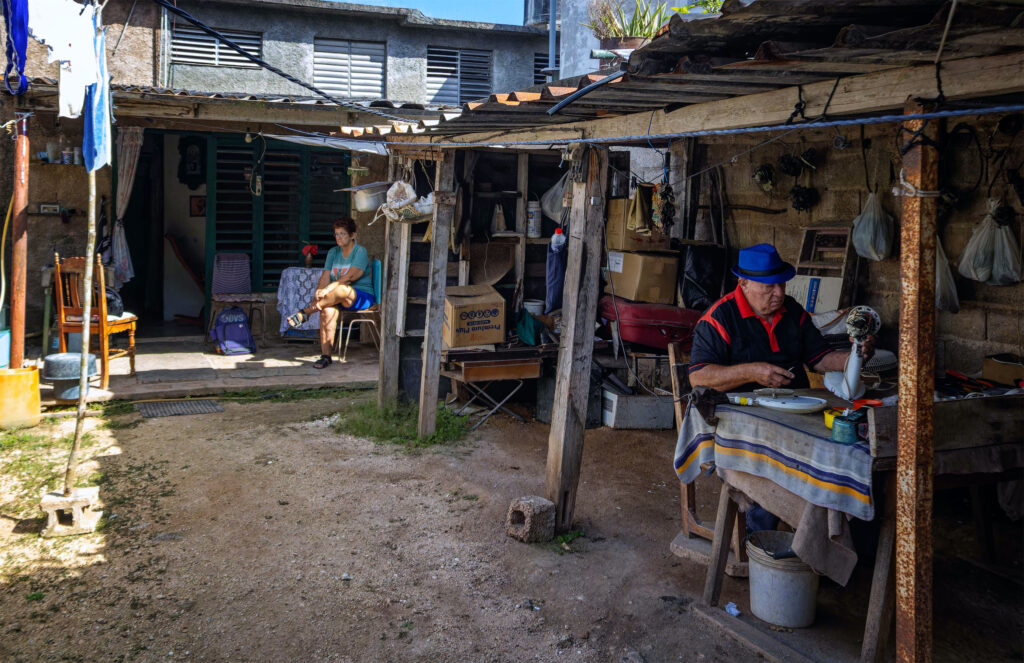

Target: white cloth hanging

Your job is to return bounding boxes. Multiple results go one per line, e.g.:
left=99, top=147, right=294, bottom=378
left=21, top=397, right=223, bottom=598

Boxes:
left=109, top=127, right=144, bottom=287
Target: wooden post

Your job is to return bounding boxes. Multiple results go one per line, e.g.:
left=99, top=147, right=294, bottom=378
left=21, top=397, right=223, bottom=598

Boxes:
left=545, top=146, right=608, bottom=532
left=514, top=152, right=529, bottom=309
left=9, top=113, right=29, bottom=368
left=895, top=99, right=938, bottom=663
left=378, top=156, right=402, bottom=406
left=417, top=152, right=456, bottom=437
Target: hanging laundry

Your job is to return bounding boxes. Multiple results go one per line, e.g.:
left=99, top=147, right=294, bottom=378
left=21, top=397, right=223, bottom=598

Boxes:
left=28, top=0, right=98, bottom=118
left=82, top=18, right=111, bottom=171
left=2, top=0, right=29, bottom=94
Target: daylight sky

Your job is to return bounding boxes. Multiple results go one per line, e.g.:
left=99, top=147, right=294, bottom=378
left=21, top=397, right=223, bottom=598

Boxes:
left=337, top=0, right=525, bottom=26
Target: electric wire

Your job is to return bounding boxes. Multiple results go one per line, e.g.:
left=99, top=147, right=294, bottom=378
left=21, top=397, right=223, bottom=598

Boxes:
left=151, top=0, right=419, bottom=124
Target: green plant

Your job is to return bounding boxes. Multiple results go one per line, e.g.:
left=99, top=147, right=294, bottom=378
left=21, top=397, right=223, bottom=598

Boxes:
left=584, top=0, right=670, bottom=39
left=673, top=0, right=723, bottom=13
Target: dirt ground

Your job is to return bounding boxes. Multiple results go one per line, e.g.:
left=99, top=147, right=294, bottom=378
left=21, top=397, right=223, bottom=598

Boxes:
left=0, top=393, right=744, bottom=663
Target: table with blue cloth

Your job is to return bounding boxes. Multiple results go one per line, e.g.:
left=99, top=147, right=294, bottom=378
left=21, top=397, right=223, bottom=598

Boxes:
left=675, top=390, right=1024, bottom=662
left=276, top=267, right=323, bottom=337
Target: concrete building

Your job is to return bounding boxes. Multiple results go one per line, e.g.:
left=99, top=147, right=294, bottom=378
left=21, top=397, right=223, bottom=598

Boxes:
left=164, top=0, right=550, bottom=105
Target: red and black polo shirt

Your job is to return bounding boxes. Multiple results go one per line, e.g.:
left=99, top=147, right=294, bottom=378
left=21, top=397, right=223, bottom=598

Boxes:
left=689, top=286, right=834, bottom=391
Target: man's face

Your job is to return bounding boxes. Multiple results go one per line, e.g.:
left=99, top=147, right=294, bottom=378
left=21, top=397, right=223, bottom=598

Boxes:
left=740, top=279, right=786, bottom=317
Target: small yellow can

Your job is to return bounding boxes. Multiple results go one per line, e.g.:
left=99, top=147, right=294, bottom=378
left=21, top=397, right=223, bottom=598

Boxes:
left=823, top=408, right=844, bottom=430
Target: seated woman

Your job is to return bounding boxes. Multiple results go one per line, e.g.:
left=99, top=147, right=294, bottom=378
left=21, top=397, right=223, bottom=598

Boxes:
left=286, top=217, right=375, bottom=369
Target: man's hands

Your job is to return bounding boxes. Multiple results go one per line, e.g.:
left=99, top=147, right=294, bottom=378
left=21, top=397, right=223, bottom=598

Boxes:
left=749, top=362, right=795, bottom=388
left=855, top=334, right=877, bottom=361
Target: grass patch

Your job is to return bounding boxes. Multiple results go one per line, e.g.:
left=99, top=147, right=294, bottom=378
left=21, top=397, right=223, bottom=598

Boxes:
left=25, top=591, right=44, bottom=602
left=0, top=430, right=50, bottom=452
left=334, top=400, right=467, bottom=449
left=218, top=386, right=364, bottom=404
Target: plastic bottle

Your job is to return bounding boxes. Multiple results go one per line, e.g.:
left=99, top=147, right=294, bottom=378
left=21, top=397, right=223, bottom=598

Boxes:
left=551, top=226, right=566, bottom=250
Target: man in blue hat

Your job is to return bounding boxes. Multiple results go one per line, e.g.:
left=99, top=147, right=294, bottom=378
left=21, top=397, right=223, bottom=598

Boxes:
left=689, top=243, right=874, bottom=392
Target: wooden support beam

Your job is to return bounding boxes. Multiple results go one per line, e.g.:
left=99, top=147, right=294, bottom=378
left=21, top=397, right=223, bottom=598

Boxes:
left=417, top=151, right=456, bottom=437
left=544, top=146, right=608, bottom=532
left=514, top=152, right=529, bottom=310
left=895, top=99, right=938, bottom=663
left=378, top=156, right=403, bottom=406
left=430, top=52, right=1024, bottom=146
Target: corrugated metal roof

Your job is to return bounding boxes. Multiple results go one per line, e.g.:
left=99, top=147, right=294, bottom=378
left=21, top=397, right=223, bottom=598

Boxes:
left=22, top=76, right=454, bottom=117
left=334, top=0, right=1023, bottom=138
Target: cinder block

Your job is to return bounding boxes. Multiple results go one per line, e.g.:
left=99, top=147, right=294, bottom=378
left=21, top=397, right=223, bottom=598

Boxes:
left=40, top=486, right=102, bottom=537
left=938, top=305, right=985, bottom=339
left=505, top=495, right=555, bottom=543
left=987, top=309, right=1024, bottom=345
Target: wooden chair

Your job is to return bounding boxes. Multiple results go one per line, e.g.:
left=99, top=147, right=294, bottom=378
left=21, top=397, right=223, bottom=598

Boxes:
left=334, top=258, right=382, bottom=362
left=667, top=342, right=748, bottom=574
left=54, top=253, right=137, bottom=390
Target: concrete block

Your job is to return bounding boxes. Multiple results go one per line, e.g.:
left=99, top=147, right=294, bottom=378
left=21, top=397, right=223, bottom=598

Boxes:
left=505, top=495, right=554, bottom=543
left=937, top=305, right=985, bottom=339
left=40, top=486, right=102, bottom=537
left=987, top=309, right=1024, bottom=346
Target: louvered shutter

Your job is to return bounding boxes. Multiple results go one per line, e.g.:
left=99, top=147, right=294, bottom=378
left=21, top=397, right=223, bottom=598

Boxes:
left=213, top=146, right=256, bottom=269
left=260, top=151, right=302, bottom=289
left=534, top=52, right=559, bottom=84
left=171, top=25, right=261, bottom=68
left=426, top=47, right=492, bottom=105
left=314, top=39, right=386, bottom=99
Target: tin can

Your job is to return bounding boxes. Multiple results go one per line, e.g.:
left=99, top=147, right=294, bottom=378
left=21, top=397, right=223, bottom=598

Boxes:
left=526, top=201, right=542, bottom=238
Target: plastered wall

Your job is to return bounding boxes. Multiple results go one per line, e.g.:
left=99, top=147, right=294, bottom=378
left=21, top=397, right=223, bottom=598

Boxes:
left=690, top=118, right=1023, bottom=374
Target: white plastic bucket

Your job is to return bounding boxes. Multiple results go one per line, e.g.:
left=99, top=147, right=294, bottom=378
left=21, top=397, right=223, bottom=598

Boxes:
left=524, top=299, right=544, bottom=316
left=526, top=201, right=542, bottom=238
left=746, top=531, right=819, bottom=628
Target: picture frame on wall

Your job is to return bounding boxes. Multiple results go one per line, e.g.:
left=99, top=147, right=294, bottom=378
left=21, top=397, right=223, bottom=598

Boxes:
left=189, top=195, right=206, bottom=217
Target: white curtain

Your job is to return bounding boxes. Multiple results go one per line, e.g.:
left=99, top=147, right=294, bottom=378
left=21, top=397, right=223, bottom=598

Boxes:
left=111, top=126, right=144, bottom=287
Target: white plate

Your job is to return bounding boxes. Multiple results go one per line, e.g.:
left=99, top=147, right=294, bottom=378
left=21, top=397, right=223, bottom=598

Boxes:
left=755, top=395, right=829, bottom=414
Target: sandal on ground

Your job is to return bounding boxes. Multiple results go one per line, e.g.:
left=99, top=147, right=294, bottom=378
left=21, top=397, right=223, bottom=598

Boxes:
left=313, top=354, right=332, bottom=369
left=286, top=311, right=308, bottom=328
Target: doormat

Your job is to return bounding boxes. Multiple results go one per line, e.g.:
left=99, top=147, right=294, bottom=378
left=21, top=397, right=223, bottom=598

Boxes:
left=136, top=400, right=224, bottom=418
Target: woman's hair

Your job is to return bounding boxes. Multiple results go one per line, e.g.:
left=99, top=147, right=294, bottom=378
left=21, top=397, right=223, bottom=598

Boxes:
left=333, top=217, right=357, bottom=235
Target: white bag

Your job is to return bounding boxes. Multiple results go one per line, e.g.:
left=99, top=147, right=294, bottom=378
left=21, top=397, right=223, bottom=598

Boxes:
left=935, top=238, right=959, bottom=313
left=540, top=171, right=570, bottom=223
left=851, top=192, right=894, bottom=261
left=990, top=222, right=1023, bottom=285
left=958, top=199, right=1000, bottom=282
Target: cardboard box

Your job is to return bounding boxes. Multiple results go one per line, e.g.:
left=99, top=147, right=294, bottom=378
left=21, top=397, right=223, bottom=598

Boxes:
left=605, top=251, right=678, bottom=305
left=605, top=198, right=672, bottom=252
left=982, top=354, right=1024, bottom=386
left=787, top=275, right=843, bottom=313
left=442, top=285, right=506, bottom=348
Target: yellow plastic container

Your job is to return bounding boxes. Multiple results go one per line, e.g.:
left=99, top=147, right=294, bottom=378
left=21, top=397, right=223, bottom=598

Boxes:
left=0, top=367, right=41, bottom=429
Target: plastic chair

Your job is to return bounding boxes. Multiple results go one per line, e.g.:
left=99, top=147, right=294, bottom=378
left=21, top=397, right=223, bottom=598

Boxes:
left=205, top=253, right=267, bottom=344
left=53, top=253, right=137, bottom=390
left=334, top=258, right=382, bottom=362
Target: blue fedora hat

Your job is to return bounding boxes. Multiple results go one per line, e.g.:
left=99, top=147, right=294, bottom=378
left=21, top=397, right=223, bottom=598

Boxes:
left=732, top=243, right=795, bottom=284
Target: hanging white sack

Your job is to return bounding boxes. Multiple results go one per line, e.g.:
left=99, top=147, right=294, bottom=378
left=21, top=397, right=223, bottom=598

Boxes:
left=851, top=192, right=894, bottom=261
left=540, top=171, right=571, bottom=223
left=935, top=238, right=959, bottom=314
left=989, top=219, right=1023, bottom=285
left=958, top=199, right=1000, bottom=282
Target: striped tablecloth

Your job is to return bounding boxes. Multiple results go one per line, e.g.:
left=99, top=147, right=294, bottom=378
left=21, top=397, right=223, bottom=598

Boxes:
left=674, top=397, right=874, bottom=521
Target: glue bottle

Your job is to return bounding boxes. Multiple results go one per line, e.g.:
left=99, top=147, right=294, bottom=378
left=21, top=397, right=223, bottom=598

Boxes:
left=550, top=227, right=566, bottom=250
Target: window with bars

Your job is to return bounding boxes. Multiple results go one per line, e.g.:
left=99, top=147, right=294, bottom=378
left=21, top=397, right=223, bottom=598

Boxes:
left=313, top=38, right=386, bottom=99
left=171, top=25, right=262, bottom=68
left=212, top=140, right=349, bottom=291
left=534, top=52, right=559, bottom=84
left=426, top=47, right=492, bottom=105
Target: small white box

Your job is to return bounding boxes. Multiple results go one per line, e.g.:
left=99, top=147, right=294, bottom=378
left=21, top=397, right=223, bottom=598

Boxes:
left=39, top=203, right=60, bottom=215
left=788, top=275, right=843, bottom=314
left=602, top=390, right=675, bottom=429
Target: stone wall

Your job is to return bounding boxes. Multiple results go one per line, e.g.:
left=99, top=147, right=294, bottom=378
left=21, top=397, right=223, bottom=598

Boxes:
left=692, top=118, right=1023, bottom=374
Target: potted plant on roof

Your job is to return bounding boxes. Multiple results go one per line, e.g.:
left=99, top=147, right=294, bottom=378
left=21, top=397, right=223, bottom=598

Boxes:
left=584, top=0, right=670, bottom=54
